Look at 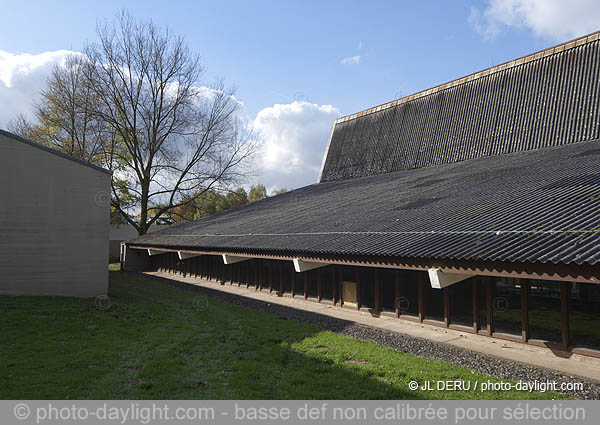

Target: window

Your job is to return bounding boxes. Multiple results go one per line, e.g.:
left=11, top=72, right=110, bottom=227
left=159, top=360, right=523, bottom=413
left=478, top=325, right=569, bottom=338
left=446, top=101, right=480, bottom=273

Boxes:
left=493, top=277, right=522, bottom=337
left=449, top=278, right=474, bottom=327
left=569, top=282, right=600, bottom=350
left=528, top=280, right=562, bottom=344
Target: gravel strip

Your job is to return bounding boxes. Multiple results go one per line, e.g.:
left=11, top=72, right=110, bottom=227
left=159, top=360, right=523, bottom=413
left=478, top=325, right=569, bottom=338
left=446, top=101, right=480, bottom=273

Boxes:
left=137, top=272, right=600, bottom=399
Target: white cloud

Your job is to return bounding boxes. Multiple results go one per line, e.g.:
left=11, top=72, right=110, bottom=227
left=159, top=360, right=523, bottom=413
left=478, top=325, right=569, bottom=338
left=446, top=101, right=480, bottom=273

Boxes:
left=1, top=49, right=340, bottom=192
left=469, top=0, right=600, bottom=41
left=252, top=101, right=339, bottom=191
left=0, top=50, right=76, bottom=127
left=340, top=55, right=361, bottom=66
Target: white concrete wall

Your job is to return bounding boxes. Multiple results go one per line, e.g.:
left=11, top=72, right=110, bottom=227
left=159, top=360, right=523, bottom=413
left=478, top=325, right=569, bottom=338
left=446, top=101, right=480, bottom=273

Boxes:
left=0, top=132, right=111, bottom=297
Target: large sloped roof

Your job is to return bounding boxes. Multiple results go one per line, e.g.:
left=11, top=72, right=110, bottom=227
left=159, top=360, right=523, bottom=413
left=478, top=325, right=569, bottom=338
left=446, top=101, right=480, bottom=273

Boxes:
left=320, top=32, right=600, bottom=182
left=130, top=138, right=600, bottom=266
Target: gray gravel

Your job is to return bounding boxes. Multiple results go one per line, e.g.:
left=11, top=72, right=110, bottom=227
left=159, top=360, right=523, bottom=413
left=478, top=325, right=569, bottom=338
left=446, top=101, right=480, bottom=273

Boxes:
left=138, top=273, right=600, bottom=399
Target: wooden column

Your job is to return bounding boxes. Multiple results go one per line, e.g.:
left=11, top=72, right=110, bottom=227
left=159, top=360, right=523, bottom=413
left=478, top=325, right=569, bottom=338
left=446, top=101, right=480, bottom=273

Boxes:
left=317, top=269, right=322, bottom=302
left=355, top=269, right=361, bottom=310
left=279, top=262, right=284, bottom=295
left=486, top=276, right=494, bottom=335
left=339, top=267, right=344, bottom=306
left=443, top=287, right=450, bottom=327
left=374, top=269, right=381, bottom=313
left=304, top=273, right=308, bottom=300
left=332, top=267, right=337, bottom=304
left=395, top=270, right=401, bottom=317
left=255, top=261, right=260, bottom=291
left=418, top=272, right=424, bottom=322
left=472, top=278, right=479, bottom=333
left=520, top=279, right=529, bottom=342
left=291, top=267, right=296, bottom=296
left=561, top=282, right=570, bottom=350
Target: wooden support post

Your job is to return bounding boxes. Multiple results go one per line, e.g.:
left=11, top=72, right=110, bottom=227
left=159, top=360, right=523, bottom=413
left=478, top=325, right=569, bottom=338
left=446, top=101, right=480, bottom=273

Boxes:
left=486, top=276, right=494, bottom=335
left=472, top=278, right=479, bottom=332
left=561, top=282, right=570, bottom=350
left=338, top=267, right=344, bottom=306
left=291, top=267, right=296, bottom=296
left=418, top=272, right=424, bottom=322
left=317, top=269, right=322, bottom=302
left=374, top=269, right=381, bottom=313
left=255, top=261, right=259, bottom=291
left=304, top=273, right=308, bottom=300
left=332, top=267, right=337, bottom=304
left=269, top=261, right=273, bottom=292
left=443, top=287, right=450, bottom=327
left=521, top=279, right=528, bottom=342
left=395, top=270, right=401, bottom=317
left=279, top=262, right=284, bottom=295
left=355, top=269, right=361, bottom=310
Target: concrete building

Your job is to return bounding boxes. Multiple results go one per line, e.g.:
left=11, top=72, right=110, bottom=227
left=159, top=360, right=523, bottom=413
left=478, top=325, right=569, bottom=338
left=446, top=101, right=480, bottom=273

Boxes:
left=0, top=130, right=111, bottom=297
left=123, top=32, right=600, bottom=358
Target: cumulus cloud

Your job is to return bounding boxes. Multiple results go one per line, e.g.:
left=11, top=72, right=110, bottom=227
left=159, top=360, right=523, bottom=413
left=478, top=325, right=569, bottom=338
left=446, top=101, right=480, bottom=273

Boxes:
left=1, top=49, right=340, bottom=192
left=0, top=50, right=76, bottom=127
left=251, top=101, right=339, bottom=191
left=469, top=0, right=600, bottom=41
left=340, top=55, right=361, bottom=66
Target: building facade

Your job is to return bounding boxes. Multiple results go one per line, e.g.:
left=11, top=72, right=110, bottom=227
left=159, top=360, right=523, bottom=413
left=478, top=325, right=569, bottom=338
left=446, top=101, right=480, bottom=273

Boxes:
left=123, top=32, right=600, bottom=357
left=0, top=130, right=111, bottom=297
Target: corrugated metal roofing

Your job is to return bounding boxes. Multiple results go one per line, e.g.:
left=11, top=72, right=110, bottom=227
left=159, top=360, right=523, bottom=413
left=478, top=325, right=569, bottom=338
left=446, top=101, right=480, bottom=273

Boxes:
left=320, top=35, right=600, bottom=182
left=129, top=138, right=600, bottom=266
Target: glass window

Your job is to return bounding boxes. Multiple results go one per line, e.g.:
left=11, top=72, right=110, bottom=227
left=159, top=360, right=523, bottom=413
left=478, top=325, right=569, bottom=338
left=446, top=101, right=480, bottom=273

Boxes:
left=569, top=282, right=600, bottom=350
left=423, top=277, right=444, bottom=322
left=359, top=268, right=375, bottom=309
left=399, top=270, right=420, bottom=317
left=528, top=280, right=562, bottom=343
left=478, top=279, right=488, bottom=331
left=449, top=278, right=474, bottom=327
left=380, top=269, right=397, bottom=312
left=493, top=277, right=522, bottom=337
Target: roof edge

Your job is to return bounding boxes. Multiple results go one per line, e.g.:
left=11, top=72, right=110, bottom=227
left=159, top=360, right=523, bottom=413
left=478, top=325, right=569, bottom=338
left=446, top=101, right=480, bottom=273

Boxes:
left=336, top=30, right=600, bottom=124
left=0, top=129, right=112, bottom=175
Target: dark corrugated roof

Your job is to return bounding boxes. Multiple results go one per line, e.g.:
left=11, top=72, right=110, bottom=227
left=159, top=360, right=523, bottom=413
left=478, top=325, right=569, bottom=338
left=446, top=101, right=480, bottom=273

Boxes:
left=0, top=129, right=111, bottom=175
left=320, top=35, right=600, bottom=182
left=129, top=138, right=600, bottom=266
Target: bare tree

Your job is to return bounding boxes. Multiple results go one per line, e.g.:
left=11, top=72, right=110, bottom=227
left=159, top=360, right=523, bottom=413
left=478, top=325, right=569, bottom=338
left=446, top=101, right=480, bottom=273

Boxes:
left=83, top=12, right=258, bottom=235
left=9, top=55, right=108, bottom=163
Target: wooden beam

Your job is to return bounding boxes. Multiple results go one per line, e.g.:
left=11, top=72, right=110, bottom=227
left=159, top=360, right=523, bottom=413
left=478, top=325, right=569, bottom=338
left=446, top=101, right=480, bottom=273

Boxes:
left=222, top=254, right=251, bottom=265
left=293, top=259, right=328, bottom=273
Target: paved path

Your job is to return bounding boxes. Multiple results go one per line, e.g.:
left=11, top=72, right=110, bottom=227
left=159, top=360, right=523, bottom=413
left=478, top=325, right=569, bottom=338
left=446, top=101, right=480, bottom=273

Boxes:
left=144, top=271, right=600, bottom=383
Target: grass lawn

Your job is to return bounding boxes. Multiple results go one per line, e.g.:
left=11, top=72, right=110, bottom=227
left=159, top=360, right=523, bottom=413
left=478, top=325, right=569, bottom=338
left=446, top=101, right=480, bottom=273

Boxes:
left=0, top=266, right=566, bottom=400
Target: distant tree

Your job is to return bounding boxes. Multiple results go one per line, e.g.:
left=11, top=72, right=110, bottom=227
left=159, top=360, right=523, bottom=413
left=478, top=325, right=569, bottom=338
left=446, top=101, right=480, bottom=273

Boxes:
left=248, top=184, right=267, bottom=203
left=271, top=188, right=288, bottom=196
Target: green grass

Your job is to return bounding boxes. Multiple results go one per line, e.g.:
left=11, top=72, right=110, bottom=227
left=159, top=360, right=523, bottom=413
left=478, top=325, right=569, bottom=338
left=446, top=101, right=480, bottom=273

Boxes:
left=0, top=267, right=566, bottom=400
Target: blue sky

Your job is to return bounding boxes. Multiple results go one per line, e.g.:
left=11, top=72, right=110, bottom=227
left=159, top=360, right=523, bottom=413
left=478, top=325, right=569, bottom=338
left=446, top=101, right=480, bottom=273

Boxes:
left=1, top=0, right=599, bottom=189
